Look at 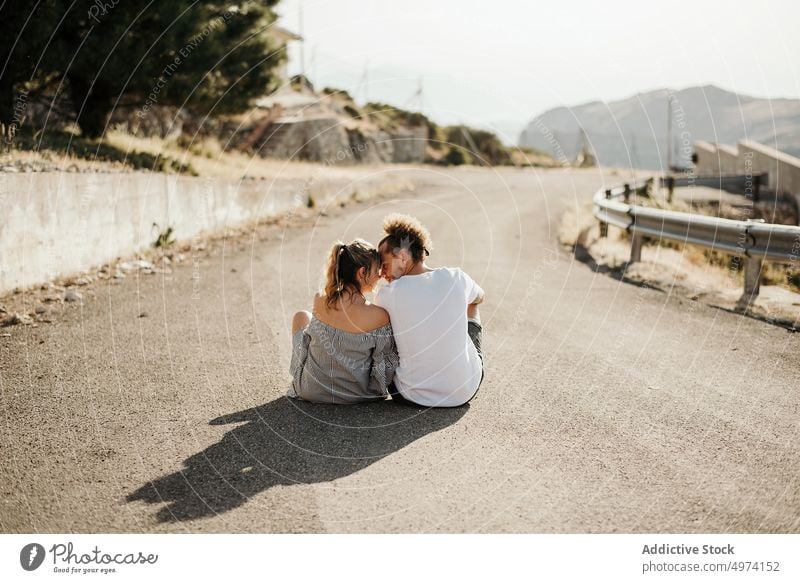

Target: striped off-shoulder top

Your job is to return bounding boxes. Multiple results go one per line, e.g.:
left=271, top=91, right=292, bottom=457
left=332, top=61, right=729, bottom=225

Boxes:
left=287, top=317, right=399, bottom=404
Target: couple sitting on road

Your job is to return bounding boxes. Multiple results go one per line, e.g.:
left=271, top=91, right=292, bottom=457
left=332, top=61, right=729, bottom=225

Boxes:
left=287, top=213, right=485, bottom=407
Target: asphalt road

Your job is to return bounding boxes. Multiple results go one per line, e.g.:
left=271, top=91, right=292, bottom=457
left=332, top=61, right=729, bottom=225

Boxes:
left=1, top=166, right=798, bottom=533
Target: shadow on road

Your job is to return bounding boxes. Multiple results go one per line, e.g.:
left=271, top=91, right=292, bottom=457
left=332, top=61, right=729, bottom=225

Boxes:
left=126, top=397, right=467, bottom=523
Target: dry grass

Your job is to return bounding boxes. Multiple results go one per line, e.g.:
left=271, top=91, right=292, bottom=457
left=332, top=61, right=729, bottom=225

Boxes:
left=4, top=127, right=399, bottom=181
left=104, top=131, right=409, bottom=181
left=106, top=131, right=257, bottom=179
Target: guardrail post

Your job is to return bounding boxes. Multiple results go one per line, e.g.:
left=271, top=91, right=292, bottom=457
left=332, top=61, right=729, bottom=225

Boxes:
left=623, top=183, right=631, bottom=204
left=739, top=255, right=763, bottom=307
left=630, top=232, right=644, bottom=263
left=644, top=177, right=654, bottom=198
left=753, top=174, right=761, bottom=203
left=666, top=176, right=675, bottom=204
left=599, top=189, right=611, bottom=238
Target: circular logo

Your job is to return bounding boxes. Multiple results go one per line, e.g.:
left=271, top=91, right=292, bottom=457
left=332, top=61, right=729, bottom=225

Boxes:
left=20, top=543, right=46, bottom=571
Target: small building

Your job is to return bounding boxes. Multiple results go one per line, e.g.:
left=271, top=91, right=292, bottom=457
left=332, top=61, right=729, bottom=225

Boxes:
left=270, top=25, right=303, bottom=86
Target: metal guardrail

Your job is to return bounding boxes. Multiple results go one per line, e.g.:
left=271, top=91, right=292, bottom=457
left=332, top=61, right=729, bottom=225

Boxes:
left=593, top=180, right=800, bottom=306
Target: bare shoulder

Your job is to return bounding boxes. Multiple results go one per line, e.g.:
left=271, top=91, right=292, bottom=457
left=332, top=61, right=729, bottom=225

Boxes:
left=362, top=303, right=390, bottom=329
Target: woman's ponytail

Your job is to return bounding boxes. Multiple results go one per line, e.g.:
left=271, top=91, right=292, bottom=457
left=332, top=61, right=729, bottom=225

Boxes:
left=322, top=239, right=379, bottom=309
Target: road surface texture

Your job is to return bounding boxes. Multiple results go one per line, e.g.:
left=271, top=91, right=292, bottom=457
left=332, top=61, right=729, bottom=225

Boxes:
left=1, top=166, right=798, bottom=533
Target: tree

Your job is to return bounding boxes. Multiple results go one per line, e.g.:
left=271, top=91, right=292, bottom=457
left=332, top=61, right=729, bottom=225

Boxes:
left=0, top=1, right=63, bottom=129
left=445, top=125, right=511, bottom=166
left=1, top=1, right=286, bottom=137
left=444, top=144, right=471, bottom=166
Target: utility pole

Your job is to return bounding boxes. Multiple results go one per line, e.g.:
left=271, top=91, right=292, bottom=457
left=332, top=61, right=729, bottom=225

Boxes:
left=630, top=133, right=639, bottom=178
left=299, top=2, right=305, bottom=86
left=666, top=94, right=673, bottom=171
left=553, top=131, right=561, bottom=160
left=359, top=60, right=369, bottom=103
left=460, top=125, right=482, bottom=164
left=310, top=45, right=317, bottom=87
left=404, top=77, right=424, bottom=112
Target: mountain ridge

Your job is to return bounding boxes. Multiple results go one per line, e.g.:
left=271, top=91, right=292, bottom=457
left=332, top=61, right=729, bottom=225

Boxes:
left=519, top=85, right=800, bottom=169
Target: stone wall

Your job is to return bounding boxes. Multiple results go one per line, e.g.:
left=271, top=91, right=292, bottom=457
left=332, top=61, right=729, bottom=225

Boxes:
left=254, top=118, right=428, bottom=165
left=388, top=126, right=429, bottom=163
left=257, top=117, right=353, bottom=163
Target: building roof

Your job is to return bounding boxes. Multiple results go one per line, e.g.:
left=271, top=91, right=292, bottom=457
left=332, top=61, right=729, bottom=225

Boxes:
left=271, top=25, right=303, bottom=43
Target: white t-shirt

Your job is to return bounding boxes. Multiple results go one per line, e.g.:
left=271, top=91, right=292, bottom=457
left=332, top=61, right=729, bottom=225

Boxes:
left=374, top=267, right=484, bottom=407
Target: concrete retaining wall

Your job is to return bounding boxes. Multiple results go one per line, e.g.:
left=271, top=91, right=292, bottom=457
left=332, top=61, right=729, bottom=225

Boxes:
left=737, top=140, right=800, bottom=197
left=693, top=140, right=800, bottom=206
left=717, top=144, right=741, bottom=174
left=693, top=141, right=720, bottom=174
left=0, top=169, right=404, bottom=295
left=693, top=141, right=745, bottom=175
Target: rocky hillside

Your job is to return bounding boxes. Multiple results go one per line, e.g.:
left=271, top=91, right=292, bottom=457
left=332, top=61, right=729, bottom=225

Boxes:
left=4, top=78, right=555, bottom=174
left=185, top=82, right=555, bottom=168
left=519, top=85, right=800, bottom=170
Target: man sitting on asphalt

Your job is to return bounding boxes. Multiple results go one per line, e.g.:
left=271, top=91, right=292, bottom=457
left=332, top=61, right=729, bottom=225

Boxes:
left=374, top=213, right=484, bottom=407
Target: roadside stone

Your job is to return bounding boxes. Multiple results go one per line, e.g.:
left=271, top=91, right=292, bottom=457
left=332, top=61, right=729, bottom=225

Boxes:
left=118, top=259, right=154, bottom=272
left=63, top=289, right=82, bottom=302
left=34, top=305, right=49, bottom=315
left=1, top=313, right=33, bottom=327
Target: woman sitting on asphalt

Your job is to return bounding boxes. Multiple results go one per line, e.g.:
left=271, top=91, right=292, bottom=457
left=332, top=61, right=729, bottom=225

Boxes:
left=287, top=239, right=399, bottom=404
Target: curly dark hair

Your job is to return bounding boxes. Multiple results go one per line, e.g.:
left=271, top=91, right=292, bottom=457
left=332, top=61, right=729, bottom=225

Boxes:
left=378, top=213, right=433, bottom=262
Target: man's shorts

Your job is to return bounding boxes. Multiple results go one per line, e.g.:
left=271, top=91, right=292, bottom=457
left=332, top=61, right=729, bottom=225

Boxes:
left=467, top=318, right=484, bottom=397
left=468, top=318, right=483, bottom=362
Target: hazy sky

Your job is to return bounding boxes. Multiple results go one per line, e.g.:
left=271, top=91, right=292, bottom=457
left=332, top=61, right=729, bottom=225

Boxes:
left=275, top=0, right=800, bottom=142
